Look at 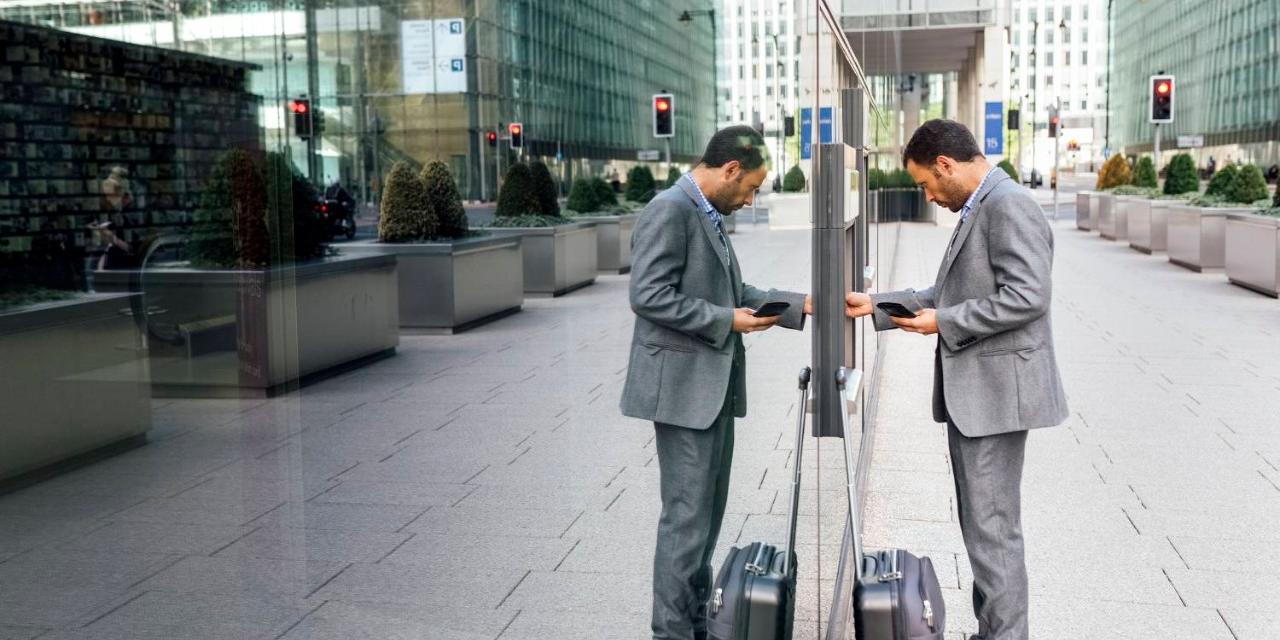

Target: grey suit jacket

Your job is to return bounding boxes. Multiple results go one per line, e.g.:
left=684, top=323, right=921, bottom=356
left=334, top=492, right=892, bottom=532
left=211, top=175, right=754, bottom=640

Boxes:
left=870, top=171, right=1068, bottom=437
left=620, top=177, right=807, bottom=430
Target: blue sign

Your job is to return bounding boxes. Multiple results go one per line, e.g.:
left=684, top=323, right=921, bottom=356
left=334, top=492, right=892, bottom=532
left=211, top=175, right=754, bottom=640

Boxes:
left=819, top=107, right=833, bottom=144
left=800, top=108, right=813, bottom=160
left=450, top=20, right=463, bottom=33
left=450, top=58, right=464, bottom=72
left=984, top=102, right=1004, bottom=155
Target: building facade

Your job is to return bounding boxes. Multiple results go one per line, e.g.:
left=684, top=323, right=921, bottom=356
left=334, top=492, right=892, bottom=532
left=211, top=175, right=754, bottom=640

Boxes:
left=1111, top=0, right=1279, bottom=168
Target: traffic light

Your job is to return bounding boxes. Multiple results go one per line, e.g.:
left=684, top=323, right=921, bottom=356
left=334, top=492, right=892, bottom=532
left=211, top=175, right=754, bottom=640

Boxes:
left=487, top=130, right=497, bottom=147
left=1150, top=75, right=1174, bottom=123
left=653, top=93, right=674, bottom=138
left=1048, top=107, right=1060, bottom=138
left=289, top=98, right=311, bottom=139
left=1007, top=108, right=1020, bottom=131
left=313, top=108, right=326, bottom=135
left=508, top=122, right=523, bottom=148
left=783, top=115, right=795, bottom=137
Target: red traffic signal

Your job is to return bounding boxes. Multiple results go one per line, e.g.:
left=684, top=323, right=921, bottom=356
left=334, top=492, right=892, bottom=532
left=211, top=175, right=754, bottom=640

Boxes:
left=655, top=97, right=670, bottom=112
left=1156, top=81, right=1171, bottom=95
left=1150, top=75, right=1174, bottom=123
left=288, top=100, right=308, bottom=114
left=653, top=93, right=674, bottom=138
left=290, top=98, right=311, bottom=138
left=508, top=122, right=523, bottom=148
left=486, top=130, right=497, bottom=147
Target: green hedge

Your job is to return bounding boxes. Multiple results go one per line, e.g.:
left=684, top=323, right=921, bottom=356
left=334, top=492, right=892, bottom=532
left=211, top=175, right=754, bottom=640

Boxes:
left=379, top=161, right=434, bottom=242
left=625, top=165, right=657, bottom=203
left=1163, top=153, right=1199, bottom=195
left=782, top=165, right=806, bottom=192
left=1229, top=165, right=1269, bottom=204
left=997, top=159, right=1019, bottom=183
left=421, top=160, right=469, bottom=239
left=1205, top=164, right=1239, bottom=198
left=1132, top=156, right=1157, bottom=189
left=529, top=161, right=560, bottom=217
left=495, top=163, right=542, bottom=217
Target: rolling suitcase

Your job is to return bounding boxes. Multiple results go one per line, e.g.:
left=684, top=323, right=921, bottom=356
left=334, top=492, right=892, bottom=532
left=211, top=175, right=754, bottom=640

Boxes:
left=835, top=368, right=946, bottom=640
left=706, top=367, right=812, bottom=640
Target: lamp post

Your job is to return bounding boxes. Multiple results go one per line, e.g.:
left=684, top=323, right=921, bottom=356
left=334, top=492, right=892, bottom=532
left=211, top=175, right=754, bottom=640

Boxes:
left=678, top=7, right=718, bottom=128
left=1030, top=19, right=1038, bottom=188
left=754, top=32, right=786, bottom=189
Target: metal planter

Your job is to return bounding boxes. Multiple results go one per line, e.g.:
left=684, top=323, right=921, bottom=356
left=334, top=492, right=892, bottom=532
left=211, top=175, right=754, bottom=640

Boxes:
left=1, top=294, right=152, bottom=483
left=576, top=214, right=638, bottom=274
left=1088, top=192, right=1104, bottom=232
left=488, top=222, right=599, bottom=296
left=1076, top=191, right=1094, bottom=230
left=764, top=192, right=812, bottom=229
left=1225, top=213, right=1280, bottom=297
left=1103, top=196, right=1142, bottom=241
left=1128, top=199, right=1178, bottom=254
left=94, top=254, right=399, bottom=397
left=1096, top=193, right=1119, bottom=239
left=344, top=235, right=524, bottom=332
left=1166, top=205, right=1238, bottom=271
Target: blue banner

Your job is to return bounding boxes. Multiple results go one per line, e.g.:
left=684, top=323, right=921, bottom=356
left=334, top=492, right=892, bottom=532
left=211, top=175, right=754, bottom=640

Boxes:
left=819, top=107, right=833, bottom=144
left=800, top=108, right=813, bottom=160
left=984, top=102, right=1004, bottom=155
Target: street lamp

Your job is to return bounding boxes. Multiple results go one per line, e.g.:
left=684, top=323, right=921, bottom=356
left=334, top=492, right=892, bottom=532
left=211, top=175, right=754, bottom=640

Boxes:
left=754, top=31, right=786, bottom=189
left=1030, top=19, right=1038, bottom=188
left=678, top=8, right=718, bottom=126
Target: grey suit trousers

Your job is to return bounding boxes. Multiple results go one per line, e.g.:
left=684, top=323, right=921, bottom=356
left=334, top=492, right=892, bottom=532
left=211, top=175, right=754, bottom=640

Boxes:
left=947, top=419, right=1029, bottom=640
left=651, top=365, right=738, bottom=640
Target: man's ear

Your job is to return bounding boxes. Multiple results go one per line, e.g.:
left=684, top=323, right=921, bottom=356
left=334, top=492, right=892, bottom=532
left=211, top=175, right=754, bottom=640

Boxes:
left=721, top=160, right=742, bottom=182
left=934, top=156, right=957, bottom=177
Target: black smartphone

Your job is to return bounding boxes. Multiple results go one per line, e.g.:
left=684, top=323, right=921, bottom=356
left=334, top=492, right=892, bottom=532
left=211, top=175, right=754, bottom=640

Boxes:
left=752, top=301, right=791, bottom=318
left=876, top=301, right=918, bottom=319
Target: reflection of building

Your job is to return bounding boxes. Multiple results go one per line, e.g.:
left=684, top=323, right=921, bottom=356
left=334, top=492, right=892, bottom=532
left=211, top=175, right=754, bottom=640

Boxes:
left=2, top=1, right=718, bottom=201
left=1112, top=0, right=1280, bottom=168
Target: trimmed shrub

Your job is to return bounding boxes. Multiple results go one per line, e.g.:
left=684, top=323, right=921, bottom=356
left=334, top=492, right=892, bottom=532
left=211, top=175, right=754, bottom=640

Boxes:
left=1096, top=154, right=1132, bottom=190
left=1163, top=153, right=1199, bottom=195
left=783, top=165, right=806, bottom=192
left=625, top=165, right=657, bottom=203
left=189, top=148, right=267, bottom=268
left=1204, top=164, right=1239, bottom=198
left=1274, top=180, right=1280, bottom=208
left=867, top=168, right=886, bottom=190
left=421, top=160, right=469, bottom=239
left=265, top=152, right=326, bottom=263
left=666, top=166, right=682, bottom=187
left=566, top=178, right=599, bottom=213
left=997, top=159, right=1019, bottom=183
left=379, top=161, right=435, bottom=242
left=495, top=163, right=541, bottom=217
left=1228, top=164, right=1269, bottom=204
left=887, top=168, right=916, bottom=189
left=1132, top=156, right=1158, bottom=189
left=529, top=161, right=560, bottom=217
left=592, top=177, right=617, bottom=208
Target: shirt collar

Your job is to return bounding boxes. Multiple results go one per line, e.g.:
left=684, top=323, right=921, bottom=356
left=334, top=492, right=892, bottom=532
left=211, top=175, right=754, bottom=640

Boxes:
left=683, top=173, right=720, bottom=216
left=960, top=165, right=1002, bottom=218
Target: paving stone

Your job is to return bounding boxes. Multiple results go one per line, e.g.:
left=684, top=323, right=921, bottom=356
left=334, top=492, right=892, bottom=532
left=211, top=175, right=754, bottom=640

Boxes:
left=74, top=591, right=314, bottom=640
left=214, top=526, right=411, bottom=563
left=57, top=521, right=253, bottom=556
left=381, top=532, right=576, bottom=571
left=309, top=562, right=525, bottom=608
left=250, top=501, right=427, bottom=532
left=497, top=570, right=651, bottom=615
left=135, top=556, right=347, bottom=599
left=310, top=480, right=476, bottom=508
left=279, top=601, right=512, bottom=640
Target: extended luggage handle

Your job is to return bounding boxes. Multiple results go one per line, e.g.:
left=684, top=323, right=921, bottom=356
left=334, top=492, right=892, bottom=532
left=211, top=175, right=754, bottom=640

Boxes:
left=782, top=366, right=812, bottom=577
left=835, top=367, right=865, bottom=568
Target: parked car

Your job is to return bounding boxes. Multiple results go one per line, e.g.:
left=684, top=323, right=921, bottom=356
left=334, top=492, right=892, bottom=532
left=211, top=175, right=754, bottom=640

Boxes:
left=1019, top=167, right=1043, bottom=188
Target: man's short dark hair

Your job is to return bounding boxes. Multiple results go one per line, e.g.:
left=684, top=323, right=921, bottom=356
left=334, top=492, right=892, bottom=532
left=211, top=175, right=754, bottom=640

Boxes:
left=700, top=125, right=770, bottom=171
left=902, top=119, right=982, bottom=168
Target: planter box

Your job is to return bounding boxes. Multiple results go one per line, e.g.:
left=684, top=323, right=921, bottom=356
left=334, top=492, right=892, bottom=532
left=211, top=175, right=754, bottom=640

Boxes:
left=345, top=235, right=523, bottom=332
left=94, top=254, right=398, bottom=397
left=1225, top=213, right=1280, bottom=297
left=576, top=214, right=638, bottom=274
left=1166, top=205, right=1239, bottom=271
left=1076, top=191, right=1094, bottom=230
left=877, top=189, right=932, bottom=223
left=1088, top=192, right=1104, bottom=232
left=1104, top=195, right=1145, bottom=241
left=763, top=192, right=812, bottom=229
left=488, top=222, right=598, bottom=296
left=0, top=293, right=151, bottom=483
left=1096, top=193, right=1119, bottom=238
left=1128, top=199, right=1180, bottom=254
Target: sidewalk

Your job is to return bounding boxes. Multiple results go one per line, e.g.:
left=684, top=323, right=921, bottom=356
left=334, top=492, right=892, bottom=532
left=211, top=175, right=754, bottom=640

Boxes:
left=866, top=211, right=1280, bottom=639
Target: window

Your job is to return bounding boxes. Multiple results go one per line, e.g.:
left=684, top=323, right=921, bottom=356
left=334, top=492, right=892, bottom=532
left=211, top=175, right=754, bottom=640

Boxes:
left=766, top=86, right=773, bottom=96
left=1014, top=31, right=1020, bottom=46
left=1046, top=75, right=1053, bottom=86
left=1030, top=7, right=1037, bottom=21
left=1046, top=52, right=1054, bottom=66
left=1084, top=5, right=1089, bottom=20
left=1082, top=100, right=1088, bottom=110
left=766, top=65, right=773, bottom=78
left=1082, top=50, right=1088, bottom=65
left=739, top=66, right=745, bottom=80
left=1064, top=6, right=1072, bottom=21
left=1047, top=7, right=1054, bottom=22
left=1082, top=28, right=1088, bottom=43
left=1065, top=51, right=1071, bottom=65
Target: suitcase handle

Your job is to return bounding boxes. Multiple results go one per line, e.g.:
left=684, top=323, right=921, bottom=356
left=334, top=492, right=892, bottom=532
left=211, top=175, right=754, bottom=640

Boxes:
left=835, top=367, right=865, bottom=568
left=782, top=366, right=812, bottom=577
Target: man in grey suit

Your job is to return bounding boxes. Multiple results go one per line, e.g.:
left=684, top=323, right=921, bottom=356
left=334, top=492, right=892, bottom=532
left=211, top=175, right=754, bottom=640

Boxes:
left=848, top=120, right=1069, bottom=640
left=621, top=126, right=857, bottom=640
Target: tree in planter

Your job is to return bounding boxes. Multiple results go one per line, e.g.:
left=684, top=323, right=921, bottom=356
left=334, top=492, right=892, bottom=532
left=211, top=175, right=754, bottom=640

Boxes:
left=782, top=165, right=806, bottom=192
left=529, top=161, right=560, bottom=217
left=997, top=159, right=1019, bottom=183
left=1204, top=164, right=1239, bottom=198
left=567, top=178, right=600, bottom=213
left=1228, top=164, right=1269, bottom=204
left=421, top=160, right=469, bottom=238
left=379, top=161, right=436, bottom=242
left=1163, top=153, right=1199, bottom=195
left=591, top=177, right=618, bottom=208
left=666, top=166, right=682, bottom=188
left=867, top=168, right=886, bottom=191
left=889, top=169, right=916, bottom=189
left=1096, top=154, right=1132, bottom=190
left=190, top=148, right=268, bottom=268
left=495, top=163, right=542, bottom=217
left=625, top=165, right=657, bottom=202
left=1132, top=156, right=1158, bottom=189
left=262, top=152, right=328, bottom=264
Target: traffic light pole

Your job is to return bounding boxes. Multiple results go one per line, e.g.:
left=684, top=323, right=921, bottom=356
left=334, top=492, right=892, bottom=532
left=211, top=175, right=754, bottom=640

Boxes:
left=1052, top=98, right=1060, bottom=221
left=479, top=129, right=488, bottom=202
left=1153, top=123, right=1161, bottom=173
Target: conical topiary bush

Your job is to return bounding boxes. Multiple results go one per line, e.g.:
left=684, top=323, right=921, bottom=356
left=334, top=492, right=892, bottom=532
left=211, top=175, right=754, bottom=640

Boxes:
left=666, top=166, right=682, bottom=187
left=1096, top=154, right=1132, bottom=190
left=379, top=161, right=435, bottom=242
left=997, top=159, right=1019, bottom=183
left=495, top=163, right=542, bottom=217
left=1132, top=156, right=1157, bottom=189
left=190, top=148, right=268, bottom=268
left=1205, top=164, right=1239, bottom=198
left=592, top=177, right=617, bottom=208
left=1228, top=164, right=1269, bottom=204
left=783, top=165, right=806, bottom=192
left=567, top=178, right=599, bottom=213
left=1163, top=153, right=1199, bottom=195
left=529, top=161, right=560, bottom=217
left=421, top=160, right=468, bottom=239
left=625, top=165, right=657, bottom=203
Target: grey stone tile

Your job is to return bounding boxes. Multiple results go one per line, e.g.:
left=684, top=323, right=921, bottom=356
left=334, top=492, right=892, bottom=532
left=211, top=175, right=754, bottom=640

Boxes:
left=497, top=571, right=651, bottom=615
left=0, top=547, right=179, bottom=590
left=57, top=521, right=254, bottom=556
left=250, top=501, right=427, bottom=532
left=214, top=526, right=410, bottom=563
left=1218, top=608, right=1280, bottom=640
left=109, top=495, right=285, bottom=527
left=467, top=459, right=624, bottom=487
left=0, top=492, right=145, bottom=521
left=279, top=601, right=513, bottom=640
left=380, top=533, right=576, bottom=571
left=333, top=456, right=489, bottom=485
left=0, top=585, right=133, bottom=628
left=74, top=591, right=314, bottom=640
left=454, top=484, right=622, bottom=512
left=404, top=506, right=584, bottom=539
left=1030, top=596, right=1234, bottom=640
left=1166, top=568, right=1280, bottom=610
left=1124, top=508, right=1280, bottom=541
left=0, top=626, right=44, bottom=640
left=168, top=474, right=335, bottom=504
left=496, top=610, right=649, bottom=640
left=310, top=480, right=476, bottom=508
left=1169, top=536, right=1280, bottom=573
left=0, top=515, right=101, bottom=554
left=135, top=556, right=347, bottom=599
left=309, top=562, right=525, bottom=608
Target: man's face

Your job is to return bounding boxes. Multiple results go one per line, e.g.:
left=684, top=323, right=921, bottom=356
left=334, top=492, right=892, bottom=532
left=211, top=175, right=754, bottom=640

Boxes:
left=707, top=162, right=769, bottom=215
left=906, top=157, right=969, bottom=212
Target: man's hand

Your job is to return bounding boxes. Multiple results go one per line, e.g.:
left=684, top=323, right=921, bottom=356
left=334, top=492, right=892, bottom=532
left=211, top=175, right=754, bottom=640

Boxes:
left=845, top=291, right=874, bottom=318
left=891, top=308, right=938, bottom=335
left=733, top=307, right=781, bottom=333
left=803, top=295, right=812, bottom=315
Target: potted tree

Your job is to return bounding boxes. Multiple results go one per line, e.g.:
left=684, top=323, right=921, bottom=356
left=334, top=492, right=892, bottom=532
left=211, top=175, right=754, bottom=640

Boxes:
left=94, top=149, right=398, bottom=397
left=1094, top=154, right=1133, bottom=238
left=765, top=165, right=812, bottom=229
left=345, top=161, right=524, bottom=332
left=1168, top=164, right=1265, bottom=272
left=1130, top=153, right=1197, bottom=254
left=1106, top=158, right=1157, bottom=241
left=567, top=171, right=642, bottom=275
left=1223, top=165, right=1280, bottom=295
left=484, top=162, right=598, bottom=296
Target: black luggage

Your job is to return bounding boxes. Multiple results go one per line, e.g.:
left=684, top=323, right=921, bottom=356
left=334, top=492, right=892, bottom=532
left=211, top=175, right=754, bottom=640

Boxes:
left=706, top=367, right=812, bottom=640
left=835, top=368, right=946, bottom=640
